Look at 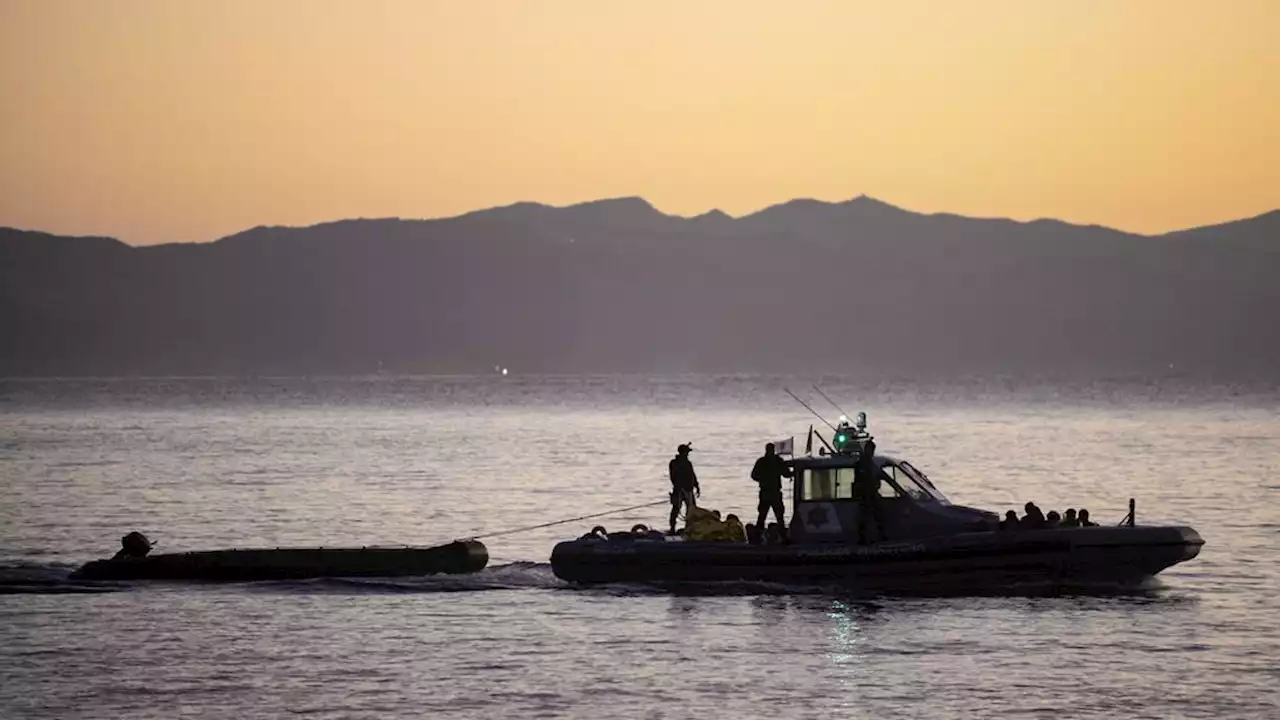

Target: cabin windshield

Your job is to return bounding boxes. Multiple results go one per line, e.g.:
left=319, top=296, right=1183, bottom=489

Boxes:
left=796, top=460, right=950, bottom=504
left=879, top=463, right=931, bottom=501
left=896, top=460, right=950, bottom=504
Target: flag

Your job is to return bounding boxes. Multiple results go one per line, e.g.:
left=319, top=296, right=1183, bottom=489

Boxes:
left=775, top=436, right=795, bottom=455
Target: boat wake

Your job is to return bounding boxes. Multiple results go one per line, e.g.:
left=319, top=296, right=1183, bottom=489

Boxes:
left=255, top=562, right=567, bottom=594
left=0, top=560, right=1171, bottom=600
left=0, top=561, right=125, bottom=594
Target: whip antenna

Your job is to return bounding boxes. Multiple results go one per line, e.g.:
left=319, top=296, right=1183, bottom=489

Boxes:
left=784, top=387, right=836, bottom=430
left=812, top=384, right=851, bottom=421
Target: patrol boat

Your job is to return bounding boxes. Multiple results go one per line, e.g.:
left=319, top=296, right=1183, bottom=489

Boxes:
left=549, top=414, right=1204, bottom=592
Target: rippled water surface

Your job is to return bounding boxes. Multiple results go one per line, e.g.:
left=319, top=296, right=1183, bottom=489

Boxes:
left=2, top=376, right=1278, bottom=719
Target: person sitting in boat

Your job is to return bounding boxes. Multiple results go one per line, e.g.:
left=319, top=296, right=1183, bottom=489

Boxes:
left=668, top=443, right=700, bottom=534
left=751, top=442, right=793, bottom=543
left=685, top=506, right=729, bottom=541
left=1045, top=510, right=1061, bottom=528
left=1061, top=509, right=1080, bottom=528
left=709, top=509, right=726, bottom=535
left=1078, top=509, right=1098, bottom=527
left=1000, top=510, right=1020, bottom=530
left=764, top=522, right=785, bottom=545
left=112, top=531, right=153, bottom=560
left=724, top=513, right=747, bottom=543
left=1020, top=502, right=1046, bottom=529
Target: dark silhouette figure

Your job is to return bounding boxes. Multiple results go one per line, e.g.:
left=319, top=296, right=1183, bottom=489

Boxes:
left=1045, top=510, right=1061, bottom=528
left=668, top=443, right=699, bottom=533
left=1061, top=508, right=1080, bottom=528
left=852, top=439, right=886, bottom=544
left=112, top=531, right=153, bottom=560
left=1079, top=508, right=1098, bottom=527
left=724, top=513, right=746, bottom=542
left=765, top=522, right=784, bottom=545
left=1000, top=510, right=1020, bottom=530
left=751, top=442, right=793, bottom=542
left=1021, top=502, right=1046, bottom=529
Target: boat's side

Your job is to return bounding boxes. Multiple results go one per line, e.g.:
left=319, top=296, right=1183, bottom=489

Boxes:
left=70, top=540, right=489, bottom=581
left=1059, top=526, right=1203, bottom=582
left=549, top=527, right=1203, bottom=590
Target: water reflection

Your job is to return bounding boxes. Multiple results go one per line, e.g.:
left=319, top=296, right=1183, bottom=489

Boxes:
left=4, top=378, right=1276, bottom=720
left=827, top=598, right=873, bottom=666
left=666, top=595, right=704, bottom=620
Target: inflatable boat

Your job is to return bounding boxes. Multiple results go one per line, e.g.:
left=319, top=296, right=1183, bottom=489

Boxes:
left=71, top=535, right=489, bottom=582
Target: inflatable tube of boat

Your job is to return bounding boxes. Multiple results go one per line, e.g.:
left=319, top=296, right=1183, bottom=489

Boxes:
left=70, top=539, right=490, bottom=582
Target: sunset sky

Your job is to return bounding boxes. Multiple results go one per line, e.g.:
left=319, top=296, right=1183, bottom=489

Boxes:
left=1, top=0, right=1276, bottom=245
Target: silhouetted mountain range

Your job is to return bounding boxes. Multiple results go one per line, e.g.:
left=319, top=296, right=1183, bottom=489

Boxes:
left=3, top=196, right=1278, bottom=378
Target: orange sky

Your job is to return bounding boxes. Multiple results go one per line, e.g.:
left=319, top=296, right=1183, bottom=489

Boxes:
left=1, top=0, right=1276, bottom=245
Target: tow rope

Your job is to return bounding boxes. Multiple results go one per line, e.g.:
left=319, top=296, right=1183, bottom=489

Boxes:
left=463, top=499, right=670, bottom=541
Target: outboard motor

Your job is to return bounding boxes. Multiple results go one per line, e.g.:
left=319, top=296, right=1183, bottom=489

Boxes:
left=112, top=531, right=153, bottom=560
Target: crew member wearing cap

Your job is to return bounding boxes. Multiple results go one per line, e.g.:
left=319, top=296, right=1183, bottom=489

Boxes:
left=668, top=443, right=700, bottom=534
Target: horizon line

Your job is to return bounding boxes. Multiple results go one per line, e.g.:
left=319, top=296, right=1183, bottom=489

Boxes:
left=3, top=193, right=1277, bottom=248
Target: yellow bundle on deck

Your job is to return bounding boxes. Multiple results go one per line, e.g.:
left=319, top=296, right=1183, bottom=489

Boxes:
left=684, top=507, right=747, bottom=542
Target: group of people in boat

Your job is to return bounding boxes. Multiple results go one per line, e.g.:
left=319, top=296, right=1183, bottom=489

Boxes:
left=668, top=440, right=801, bottom=544
left=668, top=438, right=1106, bottom=544
left=678, top=506, right=790, bottom=545
left=682, top=507, right=745, bottom=541
left=1001, top=502, right=1099, bottom=530
left=668, top=439, right=884, bottom=545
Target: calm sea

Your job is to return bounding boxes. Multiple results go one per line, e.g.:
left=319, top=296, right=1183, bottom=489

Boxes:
left=2, top=375, right=1277, bottom=719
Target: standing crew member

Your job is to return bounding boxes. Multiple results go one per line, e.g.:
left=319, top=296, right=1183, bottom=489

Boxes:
left=668, top=443, right=700, bottom=534
left=852, top=438, right=886, bottom=544
left=751, top=442, right=793, bottom=543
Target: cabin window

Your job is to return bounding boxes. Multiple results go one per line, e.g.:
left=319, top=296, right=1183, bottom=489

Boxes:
left=877, top=469, right=901, bottom=498
left=899, top=461, right=950, bottom=504
left=880, top=463, right=931, bottom=501
left=801, top=468, right=856, bottom=501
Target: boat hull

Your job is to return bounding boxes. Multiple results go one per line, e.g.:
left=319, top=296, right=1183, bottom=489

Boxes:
left=70, top=540, right=489, bottom=582
left=550, top=527, right=1203, bottom=592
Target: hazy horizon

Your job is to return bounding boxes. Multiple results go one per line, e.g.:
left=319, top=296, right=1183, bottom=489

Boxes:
left=6, top=193, right=1278, bottom=248
left=3, top=0, right=1277, bottom=245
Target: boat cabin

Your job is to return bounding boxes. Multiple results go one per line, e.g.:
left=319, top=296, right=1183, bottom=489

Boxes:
left=785, top=418, right=996, bottom=544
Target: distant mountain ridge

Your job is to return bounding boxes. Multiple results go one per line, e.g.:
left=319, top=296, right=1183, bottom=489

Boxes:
left=2, top=196, right=1277, bottom=378
left=6, top=194, right=1273, bottom=246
